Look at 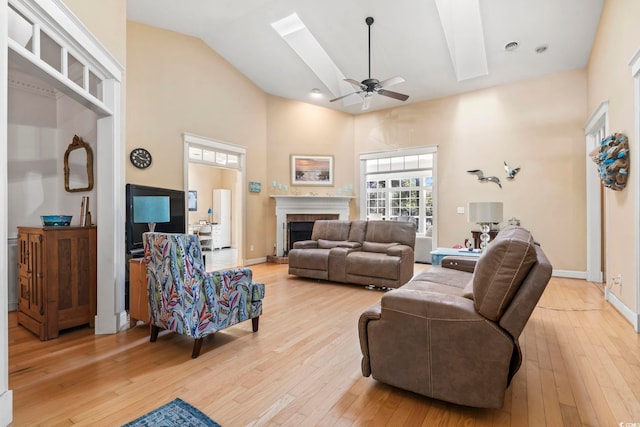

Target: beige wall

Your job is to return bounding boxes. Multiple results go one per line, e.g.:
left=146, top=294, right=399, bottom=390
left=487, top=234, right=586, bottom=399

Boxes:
left=265, top=96, right=355, bottom=249
left=587, top=0, right=640, bottom=312
left=62, top=0, right=127, bottom=66
left=126, top=22, right=269, bottom=257
left=354, top=69, right=588, bottom=272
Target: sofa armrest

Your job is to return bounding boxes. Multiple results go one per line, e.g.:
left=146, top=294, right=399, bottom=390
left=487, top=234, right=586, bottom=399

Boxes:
left=358, top=302, right=381, bottom=377
left=441, top=256, right=478, bottom=273
left=386, top=244, right=413, bottom=257
left=381, top=288, right=482, bottom=320
left=337, top=241, right=362, bottom=249
left=292, top=240, right=318, bottom=249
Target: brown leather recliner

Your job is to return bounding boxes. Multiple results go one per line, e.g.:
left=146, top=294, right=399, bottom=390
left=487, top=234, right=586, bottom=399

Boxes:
left=358, top=226, right=552, bottom=408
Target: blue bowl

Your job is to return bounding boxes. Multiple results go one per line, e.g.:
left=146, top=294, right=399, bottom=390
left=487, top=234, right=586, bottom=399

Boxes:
left=41, top=215, right=72, bottom=227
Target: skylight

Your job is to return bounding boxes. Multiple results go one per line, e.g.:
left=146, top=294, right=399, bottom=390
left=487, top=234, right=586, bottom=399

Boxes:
left=435, top=0, right=488, bottom=81
left=271, top=13, right=360, bottom=106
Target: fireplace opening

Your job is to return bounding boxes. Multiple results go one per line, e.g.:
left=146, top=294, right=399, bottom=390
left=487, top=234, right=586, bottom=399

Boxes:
left=283, top=213, right=340, bottom=255
left=287, top=221, right=314, bottom=254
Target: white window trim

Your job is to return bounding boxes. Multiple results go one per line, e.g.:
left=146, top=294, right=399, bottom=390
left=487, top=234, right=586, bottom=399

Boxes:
left=359, top=146, right=438, bottom=248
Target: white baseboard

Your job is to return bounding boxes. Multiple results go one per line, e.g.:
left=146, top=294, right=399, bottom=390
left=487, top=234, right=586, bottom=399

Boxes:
left=245, top=257, right=267, bottom=266
left=117, top=310, right=129, bottom=331
left=94, top=310, right=129, bottom=334
left=0, top=389, right=13, bottom=427
left=552, top=269, right=586, bottom=279
left=605, top=288, right=640, bottom=332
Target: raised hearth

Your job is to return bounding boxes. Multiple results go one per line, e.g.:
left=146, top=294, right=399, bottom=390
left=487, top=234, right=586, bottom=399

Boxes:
left=272, top=195, right=352, bottom=257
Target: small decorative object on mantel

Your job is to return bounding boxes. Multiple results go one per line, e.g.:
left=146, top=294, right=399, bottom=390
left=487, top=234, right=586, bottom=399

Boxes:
left=508, top=216, right=521, bottom=226
left=467, top=169, right=502, bottom=188
left=589, top=132, right=629, bottom=191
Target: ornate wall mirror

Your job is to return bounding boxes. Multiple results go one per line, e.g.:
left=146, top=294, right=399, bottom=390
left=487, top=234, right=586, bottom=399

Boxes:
left=64, top=135, right=94, bottom=192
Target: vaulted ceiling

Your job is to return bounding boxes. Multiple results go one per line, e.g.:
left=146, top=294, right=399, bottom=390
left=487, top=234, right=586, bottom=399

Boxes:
left=127, top=0, right=603, bottom=114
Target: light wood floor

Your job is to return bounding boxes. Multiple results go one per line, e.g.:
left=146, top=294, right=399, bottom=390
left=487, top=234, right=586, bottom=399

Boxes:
left=8, top=263, right=640, bottom=426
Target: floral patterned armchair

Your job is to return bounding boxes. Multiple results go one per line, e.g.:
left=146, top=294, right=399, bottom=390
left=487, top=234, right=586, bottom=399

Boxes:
left=143, top=233, right=265, bottom=358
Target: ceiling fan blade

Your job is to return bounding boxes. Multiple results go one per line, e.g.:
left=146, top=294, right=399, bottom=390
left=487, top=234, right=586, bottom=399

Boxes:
left=345, top=78, right=366, bottom=89
left=330, top=91, right=362, bottom=102
left=377, top=89, right=409, bottom=101
left=378, top=76, right=405, bottom=88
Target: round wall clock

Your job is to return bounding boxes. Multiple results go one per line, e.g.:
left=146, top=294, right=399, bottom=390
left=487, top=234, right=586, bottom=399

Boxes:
left=130, top=148, right=152, bottom=169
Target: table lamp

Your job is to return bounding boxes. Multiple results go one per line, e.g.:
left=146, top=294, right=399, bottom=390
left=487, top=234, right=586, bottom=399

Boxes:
left=133, top=196, right=170, bottom=232
left=468, top=202, right=503, bottom=250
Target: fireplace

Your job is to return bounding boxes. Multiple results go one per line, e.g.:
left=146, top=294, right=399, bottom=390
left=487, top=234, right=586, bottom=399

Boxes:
left=272, top=196, right=352, bottom=257
left=286, top=213, right=339, bottom=254
left=287, top=222, right=313, bottom=254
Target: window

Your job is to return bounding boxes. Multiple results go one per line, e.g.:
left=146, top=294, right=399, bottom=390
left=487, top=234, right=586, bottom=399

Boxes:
left=188, top=144, right=240, bottom=170
left=360, top=147, right=436, bottom=234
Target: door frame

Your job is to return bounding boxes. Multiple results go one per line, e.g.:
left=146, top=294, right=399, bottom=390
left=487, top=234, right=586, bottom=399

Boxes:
left=182, top=132, right=246, bottom=266
left=584, top=100, right=608, bottom=284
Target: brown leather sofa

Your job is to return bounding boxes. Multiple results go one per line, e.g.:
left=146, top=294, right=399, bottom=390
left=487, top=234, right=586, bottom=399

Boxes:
left=288, top=220, right=416, bottom=288
left=358, top=226, right=552, bottom=408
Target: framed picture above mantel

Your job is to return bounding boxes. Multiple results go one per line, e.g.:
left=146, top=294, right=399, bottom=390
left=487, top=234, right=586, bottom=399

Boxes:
left=291, top=155, right=333, bottom=186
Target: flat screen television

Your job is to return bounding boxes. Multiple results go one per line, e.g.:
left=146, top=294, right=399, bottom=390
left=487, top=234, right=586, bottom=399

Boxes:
left=126, top=184, right=186, bottom=256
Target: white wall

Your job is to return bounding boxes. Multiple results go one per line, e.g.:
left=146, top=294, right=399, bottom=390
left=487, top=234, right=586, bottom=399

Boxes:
left=7, top=70, right=98, bottom=235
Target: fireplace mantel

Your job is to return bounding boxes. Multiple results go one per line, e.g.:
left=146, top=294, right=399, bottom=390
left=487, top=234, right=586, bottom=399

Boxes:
left=271, top=195, right=353, bottom=256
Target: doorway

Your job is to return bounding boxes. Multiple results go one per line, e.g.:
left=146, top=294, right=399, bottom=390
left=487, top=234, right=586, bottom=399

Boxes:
left=183, top=133, right=246, bottom=269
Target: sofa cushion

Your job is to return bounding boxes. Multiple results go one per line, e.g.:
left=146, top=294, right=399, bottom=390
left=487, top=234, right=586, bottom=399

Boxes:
left=348, top=220, right=368, bottom=243
left=473, top=226, right=537, bottom=321
left=288, top=248, right=330, bottom=271
left=362, top=241, right=398, bottom=253
left=311, top=220, right=351, bottom=241
left=463, top=280, right=474, bottom=300
left=364, top=220, right=416, bottom=248
left=346, top=251, right=400, bottom=280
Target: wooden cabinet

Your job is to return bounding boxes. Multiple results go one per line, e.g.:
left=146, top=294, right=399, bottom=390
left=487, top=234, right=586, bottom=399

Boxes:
left=17, top=226, right=97, bottom=340
left=128, top=258, right=149, bottom=326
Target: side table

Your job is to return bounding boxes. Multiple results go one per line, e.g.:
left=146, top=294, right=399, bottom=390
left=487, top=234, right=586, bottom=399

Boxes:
left=430, top=247, right=482, bottom=266
left=470, top=230, right=498, bottom=249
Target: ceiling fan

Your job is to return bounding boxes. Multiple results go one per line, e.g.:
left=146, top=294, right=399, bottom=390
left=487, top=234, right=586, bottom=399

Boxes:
left=330, top=16, right=409, bottom=110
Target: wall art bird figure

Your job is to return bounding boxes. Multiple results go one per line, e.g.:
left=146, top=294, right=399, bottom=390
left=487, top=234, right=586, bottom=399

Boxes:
left=467, top=169, right=502, bottom=188
left=504, top=161, right=521, bottom=180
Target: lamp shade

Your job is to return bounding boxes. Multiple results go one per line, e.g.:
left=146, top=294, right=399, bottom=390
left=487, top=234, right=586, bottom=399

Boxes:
left=133, top=196, right=170, bottom=224
left=468, top=202, right=503, bottom=224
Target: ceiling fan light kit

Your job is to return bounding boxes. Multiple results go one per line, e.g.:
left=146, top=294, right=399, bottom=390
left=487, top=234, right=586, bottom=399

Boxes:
left=330, top=16, right=409, bottom=110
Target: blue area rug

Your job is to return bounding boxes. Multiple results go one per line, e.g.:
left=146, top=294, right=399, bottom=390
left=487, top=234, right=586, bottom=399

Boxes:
left=122, top=398, right=221, bottom=427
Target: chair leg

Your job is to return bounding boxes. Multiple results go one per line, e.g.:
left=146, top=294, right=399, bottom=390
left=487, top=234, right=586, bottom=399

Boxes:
left=192, top=338, right=204, bottom=358
left=252, top=317, right=259, bottom=332
left=150, top=325, right=160, bottom=342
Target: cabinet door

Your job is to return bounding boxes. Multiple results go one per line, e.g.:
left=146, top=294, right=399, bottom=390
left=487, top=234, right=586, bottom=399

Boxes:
left=18, top=232, right=44, bottom=320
